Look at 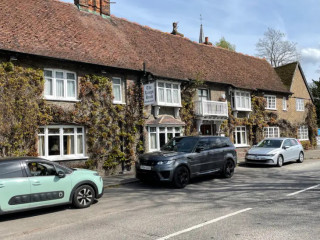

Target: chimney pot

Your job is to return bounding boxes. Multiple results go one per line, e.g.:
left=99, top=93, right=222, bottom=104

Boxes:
left=75, top=0, right=110, bottom=17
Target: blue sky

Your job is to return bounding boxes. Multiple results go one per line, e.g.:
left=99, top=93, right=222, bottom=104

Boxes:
left=62, top=0, right=320, bottom=83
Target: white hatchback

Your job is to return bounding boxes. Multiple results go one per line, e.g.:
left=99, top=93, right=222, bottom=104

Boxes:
left=245, top=138, right=304, bottom=167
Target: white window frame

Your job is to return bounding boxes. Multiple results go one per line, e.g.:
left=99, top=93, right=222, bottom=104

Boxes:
left=297, top=125, right=308, bottom=140
left=231, top=90, right=251, bottom=111
left=296, top=98, right=305, bottom=111
left=44, top=69, right=78, bottom=101
left=263, top=127, right=280, bottom=138
left=112, top=77, right=124, bottom=104
left=148, top=126, right=182, bottom=152
left=264, top=95, right=276, bottom=110
left=156, top=80, right=181, bottom=107
left=38, top=125, right=87, bottom=161
left=233, top=126, right=248, bottom=147
left=283, top=97, right=287, bottom=111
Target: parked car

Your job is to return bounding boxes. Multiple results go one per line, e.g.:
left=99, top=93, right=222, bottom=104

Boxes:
left=245, top=138, right=304, bottom=167
left=0, top=157, right=104, bottom=215
left=135, top=136, right=237, bottom=188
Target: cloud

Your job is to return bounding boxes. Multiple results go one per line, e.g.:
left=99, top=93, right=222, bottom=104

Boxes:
left=301, top=48, right=320, bottom=64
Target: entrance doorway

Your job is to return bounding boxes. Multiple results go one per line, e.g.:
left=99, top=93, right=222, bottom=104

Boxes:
left=200, top=124, right=212, bottom=135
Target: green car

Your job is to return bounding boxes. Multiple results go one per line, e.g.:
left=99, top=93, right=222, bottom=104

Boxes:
left=0, top=157, right=104, bottom=215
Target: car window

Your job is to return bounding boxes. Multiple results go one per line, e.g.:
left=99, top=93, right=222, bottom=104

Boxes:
left=290, top=139, right=298, bottom=146
left=0, top=161, right=24, bottom=179
left=28, top=162, right=57, bottom=177
left=283, top=140, right=292, bottom=147
left=257, top=139, right=282, bottom=148
left=209, top=138, right=225, bottom=149
left=197, top=138, right=211, bottom=150
left=161, top=137, right=198, bottom=153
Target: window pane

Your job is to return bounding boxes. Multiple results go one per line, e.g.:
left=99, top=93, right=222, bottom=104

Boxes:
left=63, top=128, right=74, bottom=134
left=160, top=133, right=166, bottom=148
left=150, top=127, right=156, bottom=132
left=56, top=71, right=64, bottom=79
left=64, top=135, right=75, bottom=155
left=77, top=128, right=83, bottom=133
left=113, top=85, right=121, bottom=102
left=166, top=83, right=172, bottom=88
left=45, top=78, right=53, bottom=96
left=48, top=128, right=59, bottom=134
left=150, top=133, right=157, bottom=149
left=67, top=80, right=76, bottom=98
left=67, top=73, right=75, bottom=80
left=167, top=133, right=173, bottom=142
left=48, top=136, right=60, bottom=155
left=77, top=135, right=84, bottom=154
left=44, top=70, right=52, bottom=78
left=159, top=127, right=165, bottom=132
left=167, top=127, right=173, bottom=132
left=38, top=128, right=44, bottom=134
left=173, top=89, right=179, bottom=103
left=159, top=88, right=165, bottom=102
left=175, top=127, right=181, bottom=132
left=158, top=82, right=164, bottom=88
left=166, top=89, right=172, bottom=103
left=173, top=84, right=179, bottom=89
left=56, top=80, right=64, bottom=97
left=38, top=136, right=45, bottom=156
left=112, top=78, right=121, bottom=85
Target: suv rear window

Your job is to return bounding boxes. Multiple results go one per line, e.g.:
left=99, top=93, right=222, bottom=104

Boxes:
left=0, top=161, right=24, bottom=179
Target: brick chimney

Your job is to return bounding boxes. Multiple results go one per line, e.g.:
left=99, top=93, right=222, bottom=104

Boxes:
left=75, top=0, right=110, bottom=17
left=204, top=37, right=213, bottom=45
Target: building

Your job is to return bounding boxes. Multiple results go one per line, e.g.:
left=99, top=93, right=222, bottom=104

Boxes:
left=0, top=0, right=316, bottom=171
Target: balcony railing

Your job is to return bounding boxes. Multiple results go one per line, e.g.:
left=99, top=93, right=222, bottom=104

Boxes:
left=195, top=100, right=228, bottom=117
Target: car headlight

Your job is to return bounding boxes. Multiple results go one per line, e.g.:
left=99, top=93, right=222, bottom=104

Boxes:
left=157, top=160, right=174, bottom=165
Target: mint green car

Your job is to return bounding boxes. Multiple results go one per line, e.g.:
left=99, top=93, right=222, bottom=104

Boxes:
left=0, top=157, right=104, bottom=215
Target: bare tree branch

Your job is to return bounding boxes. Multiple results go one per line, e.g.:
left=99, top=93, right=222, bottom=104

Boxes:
left=256, top=28, right=300, bottom=67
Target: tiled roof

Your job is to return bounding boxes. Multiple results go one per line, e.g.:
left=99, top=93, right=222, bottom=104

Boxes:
left=274, top=62, right=298, bottom=90
left=146, top=116, right=185, bottom=126
left=0, top=0, right=289, bottom=93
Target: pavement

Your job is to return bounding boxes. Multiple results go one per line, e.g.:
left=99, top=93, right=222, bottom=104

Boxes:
left=102, top=148, right=320, bottom=188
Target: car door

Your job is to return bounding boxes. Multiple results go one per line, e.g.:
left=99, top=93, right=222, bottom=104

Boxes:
left=206, top=137, right=225, bottom=171
left=187, top=138, right=210, bottom=175
left=282, top=139, right=295, bottom=162
left=26, top=160, right=72, bottom=208
left=290, top=139, right=301, bottom=160
left=0, top=161, right=31, bottom=213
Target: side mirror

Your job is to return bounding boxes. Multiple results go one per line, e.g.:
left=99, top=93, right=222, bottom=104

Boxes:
left=282, top=146, right=289, bottom=150
left=196, top=147, right=205, bottom=153
left=56, top=171, right=66, bottom=178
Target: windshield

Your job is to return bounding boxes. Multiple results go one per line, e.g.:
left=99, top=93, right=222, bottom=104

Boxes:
left=257, top=139, right=283, bottom=148
left=161, top=137, right=198, bottom=153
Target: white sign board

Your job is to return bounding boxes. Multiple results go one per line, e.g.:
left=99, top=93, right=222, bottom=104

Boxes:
left=144, top=83, right=155, bottom=105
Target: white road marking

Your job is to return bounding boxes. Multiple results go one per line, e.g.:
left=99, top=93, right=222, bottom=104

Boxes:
left=287, top=184, right=320, bottom=196
left=156, top=208, right=252, bottom=240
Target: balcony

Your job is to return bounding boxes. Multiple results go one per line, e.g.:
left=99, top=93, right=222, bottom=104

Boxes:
left=195, top=100, right=228, bottom=118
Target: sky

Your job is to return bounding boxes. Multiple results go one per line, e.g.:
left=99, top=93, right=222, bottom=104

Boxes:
left=62, top=0, right=320, bottom=83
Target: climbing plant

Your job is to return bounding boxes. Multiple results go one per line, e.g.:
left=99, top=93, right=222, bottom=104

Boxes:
left=0, top=62, right=44, bottom=157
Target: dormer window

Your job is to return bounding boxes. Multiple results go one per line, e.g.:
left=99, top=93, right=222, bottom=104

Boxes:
left=44, top=69, right=77, bottom=101
left=156, top=81, right=181, bottom=107
left=231, top=90, right=251, bottom=111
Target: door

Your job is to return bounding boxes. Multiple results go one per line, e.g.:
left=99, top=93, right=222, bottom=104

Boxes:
left=26, top=161, right=72, bottom=208
left=188, top=138, right=211, bottom=175
left=290, top=139, right=301, bottom=160
left=282, top=139, right=295, bottom=161
left=210, top=137, right=229, bottom=170
left=0, top=161, right=30, bottom=212
left=201, top=125, right=212, bottom=135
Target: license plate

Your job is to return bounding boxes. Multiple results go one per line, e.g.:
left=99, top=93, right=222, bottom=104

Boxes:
left=140, top=165, right=152, bottom=170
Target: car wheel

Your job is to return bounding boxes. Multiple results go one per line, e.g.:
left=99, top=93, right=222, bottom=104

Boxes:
left=136, top=173, right=147, bottom=182
left=297, top=152, right=304, bottom=163
left=173, top=166, right=189, bottom=188
left=73, top=185, right=95, bottom=209
left=222, top=159, right=235, bottom=178
left=277, top=155, right=284, bottom=167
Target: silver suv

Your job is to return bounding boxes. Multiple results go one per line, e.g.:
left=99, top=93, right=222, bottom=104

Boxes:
left=135, top=136, right=237, bottom=188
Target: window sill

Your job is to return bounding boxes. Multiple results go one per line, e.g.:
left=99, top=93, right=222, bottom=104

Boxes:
left=41, top=156, right=89, bottom=161
left=234, top=144, right=250, bottom=148
left=232, top=108, right=252, bottom=112
left=266, top=108, right=277, bottom=111
left=44, top=98, right=80, bottom=103
left=154, top=104, right=182, bottom=108
left=113, top=101, right=126, bottom=105
left=296, top=110, right=305, bottom=112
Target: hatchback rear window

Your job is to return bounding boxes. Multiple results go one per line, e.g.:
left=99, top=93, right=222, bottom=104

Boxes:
left=0, top=161, right=24, bottom=179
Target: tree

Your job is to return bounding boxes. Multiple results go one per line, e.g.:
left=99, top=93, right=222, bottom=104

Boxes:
left=256, top=28, right=299, bottom=67
left=309, top=79, right=320, bottom=126
left=215, top=37, right=236, bottom=51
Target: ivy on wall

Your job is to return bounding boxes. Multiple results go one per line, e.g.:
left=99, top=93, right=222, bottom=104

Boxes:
left=0, top=62, right=44, bottom=157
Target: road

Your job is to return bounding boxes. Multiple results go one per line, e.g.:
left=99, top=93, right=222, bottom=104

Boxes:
left=1, top=159, right=320, bottom=240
